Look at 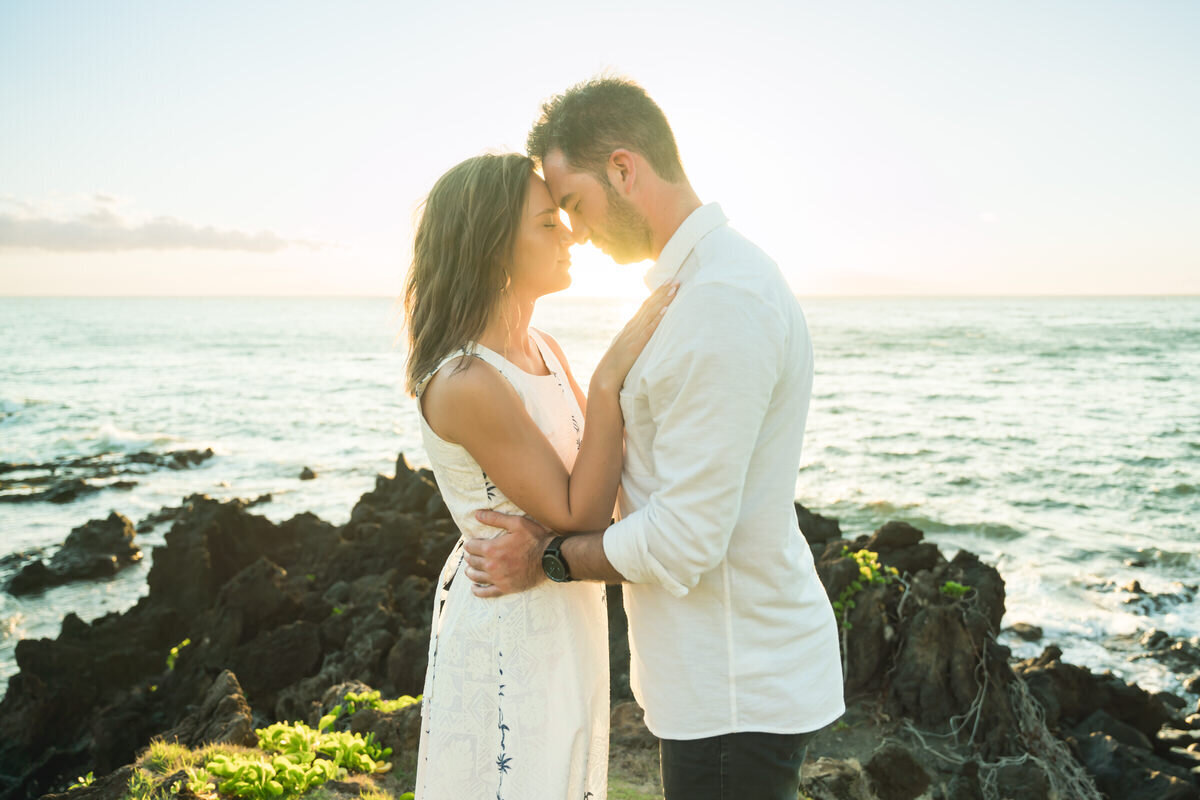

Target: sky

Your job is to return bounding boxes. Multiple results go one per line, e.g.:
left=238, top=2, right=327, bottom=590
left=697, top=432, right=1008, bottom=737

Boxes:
left=1, top=0, right=1197, bottom=297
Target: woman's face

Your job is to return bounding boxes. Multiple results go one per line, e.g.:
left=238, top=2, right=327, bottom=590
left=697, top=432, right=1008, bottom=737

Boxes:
left=508, top=174, right=574, bottom=300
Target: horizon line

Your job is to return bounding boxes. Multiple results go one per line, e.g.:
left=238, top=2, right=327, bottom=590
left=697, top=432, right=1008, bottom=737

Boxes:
left=2, top=292, right=1198, bottom=300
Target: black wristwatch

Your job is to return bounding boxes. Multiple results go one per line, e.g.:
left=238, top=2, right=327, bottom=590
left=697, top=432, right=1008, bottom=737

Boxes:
left=541, top=536, right=574, bottom=583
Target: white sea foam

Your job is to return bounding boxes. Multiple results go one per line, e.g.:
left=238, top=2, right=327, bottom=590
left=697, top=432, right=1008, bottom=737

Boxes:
left=82, top=422, right=184, bottom=454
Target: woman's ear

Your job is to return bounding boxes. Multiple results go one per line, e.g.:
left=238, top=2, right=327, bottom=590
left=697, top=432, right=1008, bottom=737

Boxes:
left=606, top=149, right=637, bottom=195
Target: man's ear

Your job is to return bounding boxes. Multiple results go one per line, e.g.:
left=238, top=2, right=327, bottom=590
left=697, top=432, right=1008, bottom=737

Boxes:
left=606, top=149, right=637, bottom=195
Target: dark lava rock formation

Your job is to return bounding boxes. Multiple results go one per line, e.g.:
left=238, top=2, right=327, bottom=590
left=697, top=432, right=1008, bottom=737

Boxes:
left=5, top=512, right=142, bottom=595
left=0, top=448, right=215, bottom=505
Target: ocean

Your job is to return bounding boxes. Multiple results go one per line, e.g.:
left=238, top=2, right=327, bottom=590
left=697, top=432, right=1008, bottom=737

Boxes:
left=1, top=295, right=1197, bottom=699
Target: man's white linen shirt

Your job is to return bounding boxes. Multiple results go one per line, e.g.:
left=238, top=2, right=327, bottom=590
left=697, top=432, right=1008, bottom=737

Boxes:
left=603, top=203, right=845, bottom=740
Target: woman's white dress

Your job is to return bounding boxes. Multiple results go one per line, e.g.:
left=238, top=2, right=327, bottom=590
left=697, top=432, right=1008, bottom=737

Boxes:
left=413, top=330, right=609, bottom=800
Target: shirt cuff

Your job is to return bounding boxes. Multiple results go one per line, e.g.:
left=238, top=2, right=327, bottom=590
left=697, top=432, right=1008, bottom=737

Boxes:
left=604, top=514, right=690, bottom=598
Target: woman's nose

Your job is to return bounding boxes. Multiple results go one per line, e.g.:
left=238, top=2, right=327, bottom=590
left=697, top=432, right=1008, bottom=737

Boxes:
left=567, top=216, right=589, bottom=245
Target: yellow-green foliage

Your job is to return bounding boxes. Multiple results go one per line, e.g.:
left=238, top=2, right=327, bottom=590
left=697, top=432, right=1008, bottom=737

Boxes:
left=125, top=768, right=175, bottom=800
left=194, top=721, right=394, bottom=799
left=118, top=693, right=422, bottom=800
left=165, top=638, right=191, bottom=671
left=141, top=739, right=195, bottom=774
left=205, top=749, right=338, bottom=798
left=940, top=580, right=972, bottom=599
left=832, top=548, right=899, bottom=631
left=67, top=772, right=94, bottom=790
left=358, top=788, right=403, bottom=800
left=318, top=690, right=420, bottom=733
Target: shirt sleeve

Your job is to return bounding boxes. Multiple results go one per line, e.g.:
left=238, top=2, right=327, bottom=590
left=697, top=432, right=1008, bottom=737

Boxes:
left=603, top=281, right=786, bottom=597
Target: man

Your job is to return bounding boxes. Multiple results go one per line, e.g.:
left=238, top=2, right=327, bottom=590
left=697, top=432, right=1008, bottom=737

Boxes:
left=463, top=77, right=844, bottom=800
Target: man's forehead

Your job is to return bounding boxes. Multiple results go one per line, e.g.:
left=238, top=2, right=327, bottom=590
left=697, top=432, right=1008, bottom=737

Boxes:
left=542, top=150, right=586, bottom=205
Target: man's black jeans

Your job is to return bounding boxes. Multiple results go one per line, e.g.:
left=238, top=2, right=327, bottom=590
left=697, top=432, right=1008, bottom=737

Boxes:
left=659, top=730, right=814, bottom=800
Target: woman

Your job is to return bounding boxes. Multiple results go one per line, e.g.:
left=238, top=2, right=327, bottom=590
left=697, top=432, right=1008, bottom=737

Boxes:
left=404, top=152, right=674, bottom=800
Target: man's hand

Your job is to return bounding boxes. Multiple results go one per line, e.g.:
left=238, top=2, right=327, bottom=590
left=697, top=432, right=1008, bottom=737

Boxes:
left=463, top=510, right=553, bottom=597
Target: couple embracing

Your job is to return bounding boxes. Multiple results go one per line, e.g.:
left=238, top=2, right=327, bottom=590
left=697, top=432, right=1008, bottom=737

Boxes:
left=403, top=77, right=844, bottom=800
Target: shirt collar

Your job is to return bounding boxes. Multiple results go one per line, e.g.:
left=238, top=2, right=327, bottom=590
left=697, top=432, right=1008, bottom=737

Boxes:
left=643, top=202, right=728, bottom=290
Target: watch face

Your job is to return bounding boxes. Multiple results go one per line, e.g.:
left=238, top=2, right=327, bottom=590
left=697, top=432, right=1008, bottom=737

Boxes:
left=542, top=551, right=568, bottom=582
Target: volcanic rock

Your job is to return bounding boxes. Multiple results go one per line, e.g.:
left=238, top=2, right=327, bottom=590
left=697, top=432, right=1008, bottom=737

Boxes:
left=863, top=742, right=930, bottom=800
left=796, top=501, right=842, bottom=545
left=1075, top=731, right=1198, bottom=800
left=158, top=670, right=255, bottom=748
left=802, top=757, right=875, bottom=800
left=6, top=512, right=141, bottom=595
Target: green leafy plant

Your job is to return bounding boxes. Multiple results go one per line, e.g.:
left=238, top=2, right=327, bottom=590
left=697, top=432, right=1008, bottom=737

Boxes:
left=940, top=580, right=972, bottom=599
left=319, top=690, right=420, bottom=732
left=165, top=637, right=191, bottom=671
left=197, top=716, right=403, bottom=799
left=126, top=769, right=158, bottom=800
left=68, top=771, right=94, bottom=790
left=831, top=548, right=899, bottom=631
left=358, top=788, right=397, bottom=800
left=318, top=729, right=392, bottom=773
left=256, top=721, right=323, bottom=759
left=184, top=766, right=214, bottom=797
left=143, top=739, right=193, bottom=774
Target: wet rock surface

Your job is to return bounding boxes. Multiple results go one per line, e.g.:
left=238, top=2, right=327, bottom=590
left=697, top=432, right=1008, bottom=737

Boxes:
left=0, top=448, right=215, bottom=505
left=5, top=512, right=142, bottom=595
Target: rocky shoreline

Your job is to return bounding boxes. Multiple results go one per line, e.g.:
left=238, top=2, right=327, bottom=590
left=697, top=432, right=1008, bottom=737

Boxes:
left=0, top=449, right=215, bottom=505
left=1, top=454, right=1197, bottom=799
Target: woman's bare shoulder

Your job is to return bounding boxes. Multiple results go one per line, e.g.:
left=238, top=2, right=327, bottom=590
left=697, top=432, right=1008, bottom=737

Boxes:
left=421, top=355, right=522, bottom=442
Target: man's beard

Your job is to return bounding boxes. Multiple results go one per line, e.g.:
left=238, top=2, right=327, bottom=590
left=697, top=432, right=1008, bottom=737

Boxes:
left=596, top=180, right=653, bottom=264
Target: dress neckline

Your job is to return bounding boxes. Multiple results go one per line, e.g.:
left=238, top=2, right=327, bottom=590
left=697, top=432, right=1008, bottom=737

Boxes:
left=473, top=335, right=558, bottom=379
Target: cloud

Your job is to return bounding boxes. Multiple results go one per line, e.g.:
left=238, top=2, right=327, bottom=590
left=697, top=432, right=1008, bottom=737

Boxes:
left=0, top=200, right=323, bottom=253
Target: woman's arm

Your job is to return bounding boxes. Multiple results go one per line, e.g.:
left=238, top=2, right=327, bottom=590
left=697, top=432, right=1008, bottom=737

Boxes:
left=421, top=283, right=675, bottom=532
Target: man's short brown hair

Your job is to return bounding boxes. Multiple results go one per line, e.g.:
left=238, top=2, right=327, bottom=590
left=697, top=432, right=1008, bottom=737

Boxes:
left=527, top=77, right=686, bottom=183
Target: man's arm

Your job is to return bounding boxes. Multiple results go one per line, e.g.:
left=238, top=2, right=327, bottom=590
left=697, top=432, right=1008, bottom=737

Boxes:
left=600, top=282, right=786, bottom=597
left=462, top=511, right=623, bottom=598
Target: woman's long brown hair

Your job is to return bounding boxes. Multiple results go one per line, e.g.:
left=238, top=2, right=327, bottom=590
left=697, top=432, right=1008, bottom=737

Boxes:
left=404, top=153, right=534, bottom=395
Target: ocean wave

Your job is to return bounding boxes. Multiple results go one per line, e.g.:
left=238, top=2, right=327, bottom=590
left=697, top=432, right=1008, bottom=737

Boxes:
left=878, top=449, right=937, bottom=459
left=894, top=515, right=1026, bottom=542
left=1125, top=547, right=1196, bottom=569
left=862, top=499, right=922, bottom=515
left=1121, top=455, right=1170, bottom=467
left=0, top=613, right=25, bottom=642
left=72, top=422, right=185, bottom=456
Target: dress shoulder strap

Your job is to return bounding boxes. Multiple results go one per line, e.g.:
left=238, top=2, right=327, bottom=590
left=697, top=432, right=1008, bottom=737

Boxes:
left=528, top=328, right=566, bottom=379
left=414, top=344, right=516, bottom=398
